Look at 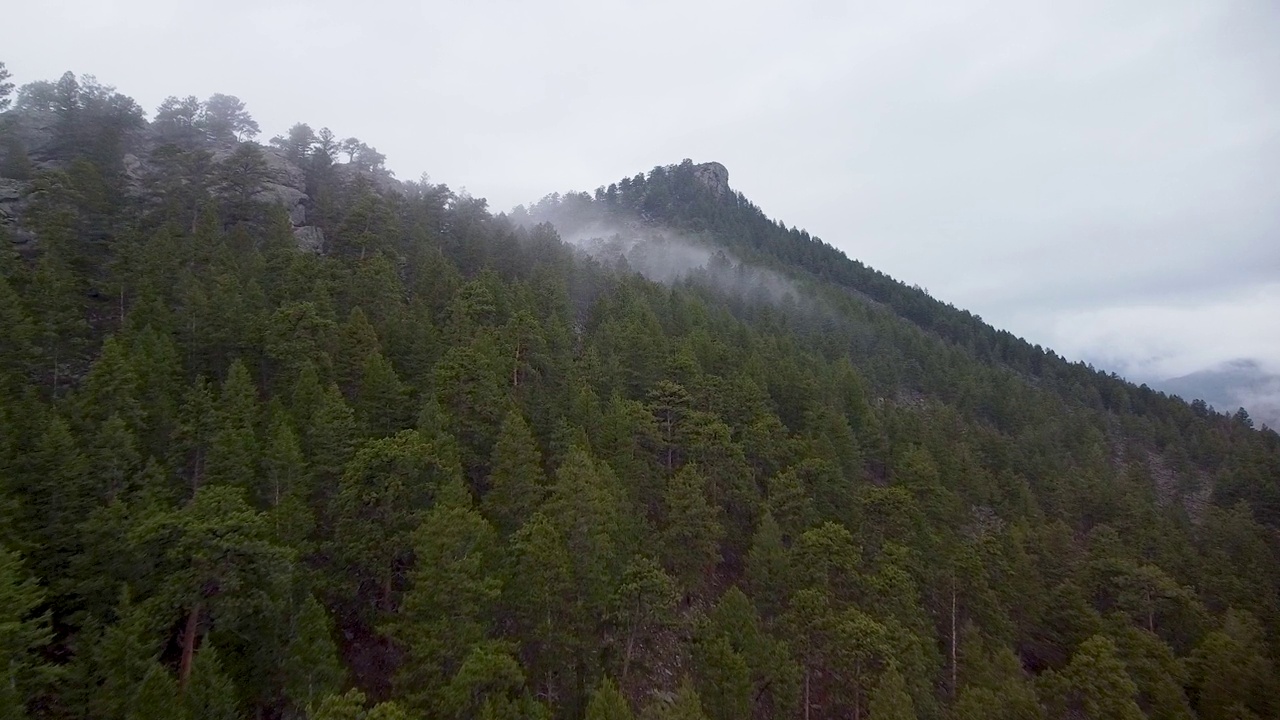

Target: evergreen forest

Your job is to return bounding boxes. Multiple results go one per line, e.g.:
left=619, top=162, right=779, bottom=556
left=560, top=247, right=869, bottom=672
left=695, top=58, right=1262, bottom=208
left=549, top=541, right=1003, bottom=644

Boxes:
left=0, top=64, right=1278, bottom=720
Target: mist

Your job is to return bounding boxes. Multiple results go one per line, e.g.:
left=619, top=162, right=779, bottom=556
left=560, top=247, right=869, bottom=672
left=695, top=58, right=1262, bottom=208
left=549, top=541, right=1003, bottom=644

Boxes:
left=512, top=200, right=805, bottom=309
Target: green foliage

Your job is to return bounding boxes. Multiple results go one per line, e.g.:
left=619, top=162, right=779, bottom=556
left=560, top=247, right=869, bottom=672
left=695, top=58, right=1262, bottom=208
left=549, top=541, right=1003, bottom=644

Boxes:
left=282, top=595, right=344, bottom=711
left=644, top=678, right=708, bottom=720
left=868, top=665, right=914, bottom=720
left=129, top=663, right=186, bottom=720
left=1052, top=634, right=1144, bottom=720
left=661, top=465, right=723, bottom=594
left=184, top=644, right=238, bottom=720
left=1, top=73, right=1279, bottom=720
left=1188, top=610, right=1277, bottom=720
left=587, top=677, right=635, bottom=720
left=330, top=429, right=459, bottom=615
left=310, top=689, right=411, bottom=720
left=389, top=478, right=502, bottom=715
left=0, top=548, right=51, bottom=719
left=0, top=61, right=13, bottom=112
left=483, top=408, right=546, bottom=536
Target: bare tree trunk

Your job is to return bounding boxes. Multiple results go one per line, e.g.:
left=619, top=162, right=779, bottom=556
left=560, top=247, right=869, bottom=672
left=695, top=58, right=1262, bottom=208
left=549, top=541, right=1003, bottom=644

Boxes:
left=804, top=667, right=811, bottom=720
left=179, top=602, right=201, bottom=691
left=951, top=576, right=958, bottom=699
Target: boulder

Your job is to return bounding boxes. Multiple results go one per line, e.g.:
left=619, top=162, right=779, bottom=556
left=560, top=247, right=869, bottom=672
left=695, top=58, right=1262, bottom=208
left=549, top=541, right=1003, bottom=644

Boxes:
left=122, top=153, right=146, bottom=183
left=0, top=179, right=30, bottom=228
left=0, top=178, right=26, bottom=203
left=293, top=225, right=325, bottom=254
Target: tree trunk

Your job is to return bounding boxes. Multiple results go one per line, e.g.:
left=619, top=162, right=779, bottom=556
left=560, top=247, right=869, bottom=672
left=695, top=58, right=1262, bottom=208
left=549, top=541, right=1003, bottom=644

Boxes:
left=804, top=667, right=811, bottom=720
left=179, top=602, right=201, bottom=691
left=950, top=577, right=958, bottom=699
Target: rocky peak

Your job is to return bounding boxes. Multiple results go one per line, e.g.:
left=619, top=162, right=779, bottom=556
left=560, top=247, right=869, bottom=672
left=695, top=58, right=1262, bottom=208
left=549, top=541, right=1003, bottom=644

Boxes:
left=692, top=161, right=730, bottom=198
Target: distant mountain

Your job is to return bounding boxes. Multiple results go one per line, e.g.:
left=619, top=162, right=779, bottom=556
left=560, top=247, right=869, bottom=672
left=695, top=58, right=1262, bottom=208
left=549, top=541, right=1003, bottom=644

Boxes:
left=1159, top=359, right=1280, bottom=429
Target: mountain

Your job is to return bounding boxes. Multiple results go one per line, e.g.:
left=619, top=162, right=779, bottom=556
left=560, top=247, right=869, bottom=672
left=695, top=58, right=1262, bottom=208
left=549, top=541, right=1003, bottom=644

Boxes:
left=1, top=66, right=1279, bottom=720
left=1158, top=359, right=1280, bottom=430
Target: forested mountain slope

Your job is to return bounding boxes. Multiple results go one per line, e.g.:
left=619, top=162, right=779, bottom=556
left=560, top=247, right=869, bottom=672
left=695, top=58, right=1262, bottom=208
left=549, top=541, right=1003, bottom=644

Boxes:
left=1, top=66, right=1278, bottom=720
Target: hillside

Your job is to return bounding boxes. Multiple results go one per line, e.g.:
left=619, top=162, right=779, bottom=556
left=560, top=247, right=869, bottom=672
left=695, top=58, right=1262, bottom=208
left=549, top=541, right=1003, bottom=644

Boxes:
left=1, top=67, right=1279, bottom=720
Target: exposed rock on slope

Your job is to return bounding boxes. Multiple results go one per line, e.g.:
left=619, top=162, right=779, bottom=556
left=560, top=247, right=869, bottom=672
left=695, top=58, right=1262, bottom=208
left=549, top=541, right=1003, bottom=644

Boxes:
left=692, top=161, right=729, bottom=198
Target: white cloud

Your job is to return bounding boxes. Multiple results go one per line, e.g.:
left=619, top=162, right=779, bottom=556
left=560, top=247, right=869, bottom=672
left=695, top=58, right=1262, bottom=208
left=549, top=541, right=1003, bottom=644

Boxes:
left=1012, top=282, right=1280, bottom=382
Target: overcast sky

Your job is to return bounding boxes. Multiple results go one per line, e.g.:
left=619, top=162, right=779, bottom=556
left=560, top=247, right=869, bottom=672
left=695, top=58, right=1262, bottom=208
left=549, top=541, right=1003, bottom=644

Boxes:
left=7, top=0, right=1280, bottom=388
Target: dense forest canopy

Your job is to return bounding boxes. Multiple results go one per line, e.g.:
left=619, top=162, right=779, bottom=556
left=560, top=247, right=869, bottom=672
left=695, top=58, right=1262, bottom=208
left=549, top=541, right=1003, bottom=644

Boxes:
left=0, top=63, right=1278, bottom=720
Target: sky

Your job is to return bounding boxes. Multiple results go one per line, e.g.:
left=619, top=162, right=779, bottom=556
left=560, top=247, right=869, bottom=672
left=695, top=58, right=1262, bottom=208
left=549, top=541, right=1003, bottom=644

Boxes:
left=6, top=0, right=1280, bottom=400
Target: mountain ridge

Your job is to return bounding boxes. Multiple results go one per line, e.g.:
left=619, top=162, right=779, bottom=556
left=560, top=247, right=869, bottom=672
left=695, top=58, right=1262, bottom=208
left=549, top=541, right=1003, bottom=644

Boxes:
left=1, top=68, right=1278, bottom=719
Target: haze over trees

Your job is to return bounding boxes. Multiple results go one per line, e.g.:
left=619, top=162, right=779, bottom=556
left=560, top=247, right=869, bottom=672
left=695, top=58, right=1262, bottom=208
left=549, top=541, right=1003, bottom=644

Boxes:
left=0, top=65, right=1278, bottom=720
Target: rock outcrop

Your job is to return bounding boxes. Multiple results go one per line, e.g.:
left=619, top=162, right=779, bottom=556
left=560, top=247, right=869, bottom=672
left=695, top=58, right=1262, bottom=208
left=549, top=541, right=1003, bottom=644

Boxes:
left=692, top=162, right=730, bottom=198
left=255, top=181, right=309, bottom=226
left=0, top=104, right=409, bottom=255
left=293, top=225, right=325, bottom=254
left=0, top=178, right=31, bottom=244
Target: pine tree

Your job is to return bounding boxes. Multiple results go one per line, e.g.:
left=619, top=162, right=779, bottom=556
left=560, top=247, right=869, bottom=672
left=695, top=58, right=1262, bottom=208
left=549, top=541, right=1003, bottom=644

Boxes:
left=283, top=595, right=344, bottom=711
left=1188, top=610, right=1277, bottom=720
left=660, top=465, right=723, bottom=595
left=613, top=556, right=679, bottom=682
left=135, top=485, right=293, bottom=691
left=693, top=635, right=751, bottom=720
left=745, top=512, right=791, bottom=621
left=1058, top=635, right=1144, bottom=720
left=183, top=644, right=238, bottom=720
left=390, top=478, right=502, bottom=715
left=330, top=430, right=459, bottom=616
left=0, top=548, right=51, bottom=719
left=645, top=678, right=708, bottom=720
left=868, top=665, right=914, bottom=720
left=506, top=513, right=574, bottom=701
left=586, top=677, right=635, bottom=720
left=482, top=408, right=546, bottom=537
left=205, top=360, right=261, bottom=491
left=355, top=351, right=409, bottom=437
left=83, top=588, right=166, bottom=720
left=305, top=383, right=357, bottom=505
left=129, top=663, right=187, bottom=720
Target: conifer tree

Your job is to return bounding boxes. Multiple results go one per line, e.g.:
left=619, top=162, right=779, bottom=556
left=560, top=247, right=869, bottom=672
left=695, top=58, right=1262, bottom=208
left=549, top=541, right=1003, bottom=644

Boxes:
left=204, top=359, right=260, bottom=489
left=645, top=678, right=708, bottom=720
left=1057, top=635, right=1144, bottom=720
left=482, top=407, right=546, bottom=537
left=183, top=644, right=238, bottom=720
left=586, top=677, right=635, bottom=720
left=661, top=465, right=723, bottom=594
left=868, top=665, right=914, bottom=720
left=283, top=595, right=344, bottom=711
left=129, top=663, right=187, bottom=720
left=745, top=512, right=791, bottom=621
left=390, top=478, right=502, bottom=716
left=506, top=513, right=574, bottom=700
left=330, top=430, right=459, bottom=615
left=0, top=547, right=51, bottom=719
